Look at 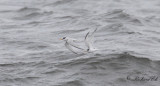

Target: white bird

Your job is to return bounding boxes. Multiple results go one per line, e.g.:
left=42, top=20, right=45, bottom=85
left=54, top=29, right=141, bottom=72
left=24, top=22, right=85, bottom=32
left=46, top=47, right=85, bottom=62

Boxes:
left=60, top=28, right=98, bottom=54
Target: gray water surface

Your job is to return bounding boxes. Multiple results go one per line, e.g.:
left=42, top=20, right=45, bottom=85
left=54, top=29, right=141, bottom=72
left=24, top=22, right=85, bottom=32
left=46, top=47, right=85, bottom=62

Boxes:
left=0, top=0, right=160, bottom=86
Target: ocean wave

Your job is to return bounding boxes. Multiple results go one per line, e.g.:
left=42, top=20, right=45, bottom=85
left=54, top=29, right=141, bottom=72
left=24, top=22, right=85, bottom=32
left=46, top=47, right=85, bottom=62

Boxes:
left=57, top=80, right=84, bottom=86
left=17, top=7, right=40, bottom=13
left=0, top=76, right=40, bottom=83
left=45, top=0, right=76, bottom=7
left=96, top=9, right=143, bottom=26
left=14, top=11, right=53, bottom=20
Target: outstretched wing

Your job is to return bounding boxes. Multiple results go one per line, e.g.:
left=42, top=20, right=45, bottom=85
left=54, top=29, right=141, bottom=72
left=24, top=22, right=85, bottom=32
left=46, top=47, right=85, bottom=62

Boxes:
left=67, top=38, right=85, bottom=51
left=85, top=32, right=90, bottom=51
left=90, top=28, right=98, bottom=37
left=84, top=28, right=98, bottom=51
left=65, top=42, right=78, bottom=54
left=69, top=43, right=85, bottom=51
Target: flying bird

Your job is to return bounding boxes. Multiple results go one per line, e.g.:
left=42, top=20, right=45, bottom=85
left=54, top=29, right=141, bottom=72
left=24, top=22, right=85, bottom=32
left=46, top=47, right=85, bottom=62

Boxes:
left=60, top=28, right=98, bottom=54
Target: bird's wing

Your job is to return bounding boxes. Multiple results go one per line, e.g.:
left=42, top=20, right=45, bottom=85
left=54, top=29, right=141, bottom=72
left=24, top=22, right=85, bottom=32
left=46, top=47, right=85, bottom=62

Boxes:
left=84, top=28, right=98, bottom=51
left=90, top=28, right=98, bottom=37
left=85, top=32, right=90, bottom=50
left=67, top=39, right=85, bottom=51
left=69, top=44, right=85, bottom=50
left=65, top=42, right=78, bottom=54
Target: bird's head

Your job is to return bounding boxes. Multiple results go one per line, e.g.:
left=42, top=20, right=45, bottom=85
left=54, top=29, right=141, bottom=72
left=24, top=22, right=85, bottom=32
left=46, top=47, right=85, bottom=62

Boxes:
left=60, top=37, right=68, bottom=41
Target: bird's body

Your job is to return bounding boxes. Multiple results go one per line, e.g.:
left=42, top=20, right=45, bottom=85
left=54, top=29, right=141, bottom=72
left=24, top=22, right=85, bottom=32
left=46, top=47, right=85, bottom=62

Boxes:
left=61, top=28, right=98, bottom=54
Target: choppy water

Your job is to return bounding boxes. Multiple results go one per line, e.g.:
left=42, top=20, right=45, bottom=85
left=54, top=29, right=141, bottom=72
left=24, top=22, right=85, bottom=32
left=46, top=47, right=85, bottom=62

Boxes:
left=1, top=0, right=160, bottom=86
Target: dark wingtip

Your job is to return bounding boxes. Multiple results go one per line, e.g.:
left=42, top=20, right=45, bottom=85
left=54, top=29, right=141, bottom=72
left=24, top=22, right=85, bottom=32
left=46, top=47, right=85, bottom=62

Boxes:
left=85, top=32, right=90, bottom=40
